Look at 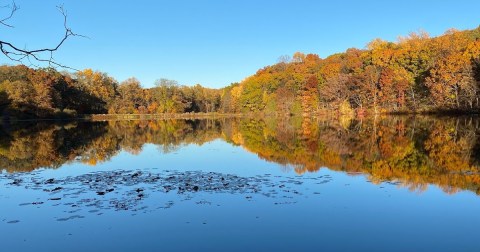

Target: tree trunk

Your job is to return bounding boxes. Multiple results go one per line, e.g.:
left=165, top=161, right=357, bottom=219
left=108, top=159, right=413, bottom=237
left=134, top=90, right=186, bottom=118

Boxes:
left=409, top=86, right=416, bottom=110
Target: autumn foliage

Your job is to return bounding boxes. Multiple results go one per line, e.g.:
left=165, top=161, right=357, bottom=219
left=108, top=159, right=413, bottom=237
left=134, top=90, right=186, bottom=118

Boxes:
left=0, top=67, right=222, bottom=118
left=228, top=26, right=480, bottom=115
left=1, top=26, right=480, bottom=118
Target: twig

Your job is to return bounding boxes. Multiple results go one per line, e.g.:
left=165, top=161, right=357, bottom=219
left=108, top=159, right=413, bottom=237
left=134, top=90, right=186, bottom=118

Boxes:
left=0, top=3, right=84, bottom=70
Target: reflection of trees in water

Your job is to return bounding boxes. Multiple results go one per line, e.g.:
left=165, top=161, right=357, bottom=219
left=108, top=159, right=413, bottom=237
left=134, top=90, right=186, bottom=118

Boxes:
left=0, top=122, right=110, bottom=171
left=1, top=116, right=480, bottom=195
left=229, top=116, right=480, bottom=195
left=0, top=119, right=223, bottom=172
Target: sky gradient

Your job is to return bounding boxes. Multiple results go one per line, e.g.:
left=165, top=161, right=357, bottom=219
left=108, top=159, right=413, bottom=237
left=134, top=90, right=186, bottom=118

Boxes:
left=1, top=0, right=479, bottom=88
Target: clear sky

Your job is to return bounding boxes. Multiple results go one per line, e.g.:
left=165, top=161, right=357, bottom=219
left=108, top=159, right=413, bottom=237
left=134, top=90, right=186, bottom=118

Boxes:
left=1, top=0, right=479, bottom=88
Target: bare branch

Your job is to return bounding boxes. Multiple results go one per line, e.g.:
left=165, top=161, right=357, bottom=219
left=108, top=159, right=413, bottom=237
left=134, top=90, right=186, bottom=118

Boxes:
left=0, top=2, right=83, bottom=70
left=0, top=1, right=18, bottom=27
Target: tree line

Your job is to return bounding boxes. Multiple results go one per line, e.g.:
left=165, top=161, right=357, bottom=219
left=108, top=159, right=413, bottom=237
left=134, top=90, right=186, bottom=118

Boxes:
left=0, top=66, right=222, bottom=118
left=230, top=26, right=480, bottom=115
left=1, top=26, right=479, bottom=118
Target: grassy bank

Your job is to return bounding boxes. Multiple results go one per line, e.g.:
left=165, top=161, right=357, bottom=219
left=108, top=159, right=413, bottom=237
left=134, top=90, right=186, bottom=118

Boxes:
left=2, top=109, right=479, bottom=124
left=87, top=112, right=244, bottom=121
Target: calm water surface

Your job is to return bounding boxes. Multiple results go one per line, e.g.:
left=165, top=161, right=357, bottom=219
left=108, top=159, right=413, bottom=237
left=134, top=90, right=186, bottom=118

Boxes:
left=0, top=117, right=479, bottom=251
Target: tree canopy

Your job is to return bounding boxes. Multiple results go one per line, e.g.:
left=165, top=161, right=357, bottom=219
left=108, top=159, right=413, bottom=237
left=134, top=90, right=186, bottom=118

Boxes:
left=1, top=26, right=480, bottom=118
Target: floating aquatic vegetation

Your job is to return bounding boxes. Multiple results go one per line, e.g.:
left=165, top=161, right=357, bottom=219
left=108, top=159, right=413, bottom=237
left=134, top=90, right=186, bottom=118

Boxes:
left=0, top=169, right=332, bottom=222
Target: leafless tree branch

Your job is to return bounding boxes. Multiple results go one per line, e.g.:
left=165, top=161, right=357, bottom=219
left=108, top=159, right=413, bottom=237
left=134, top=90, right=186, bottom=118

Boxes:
left=0, top=1, right=17, bottom=27
left=0, top=2, right=83, bottom=70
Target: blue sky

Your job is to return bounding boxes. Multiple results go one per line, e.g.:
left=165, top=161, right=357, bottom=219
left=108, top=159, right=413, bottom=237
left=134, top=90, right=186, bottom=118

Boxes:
left=1, top=0, right=479, bottom=88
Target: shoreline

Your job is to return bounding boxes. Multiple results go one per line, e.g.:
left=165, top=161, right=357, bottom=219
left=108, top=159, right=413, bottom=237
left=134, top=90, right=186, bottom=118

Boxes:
left=1, top=110, right=479, bottom=123
left=0, top=112, right=246, bottom=123
left=87, top=112, right=245, bottom=121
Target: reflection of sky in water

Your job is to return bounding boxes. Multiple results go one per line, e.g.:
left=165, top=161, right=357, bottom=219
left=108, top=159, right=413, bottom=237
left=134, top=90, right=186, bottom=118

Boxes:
left=1, top=140, right=480, bottom=252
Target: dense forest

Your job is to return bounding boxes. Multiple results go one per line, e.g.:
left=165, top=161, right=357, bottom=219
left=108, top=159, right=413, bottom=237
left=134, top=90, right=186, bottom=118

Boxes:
left=0, top=26, right=479, bottom=118
left=0, top=66, right=222, bottom=119
left=1, top=117, right=480, bottom=195
left=230, top=26, right=480, bottom=115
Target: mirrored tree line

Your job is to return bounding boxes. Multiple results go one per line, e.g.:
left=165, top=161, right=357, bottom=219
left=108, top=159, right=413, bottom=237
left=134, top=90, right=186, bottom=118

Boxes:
left=1, top=116, right=480, bottom=195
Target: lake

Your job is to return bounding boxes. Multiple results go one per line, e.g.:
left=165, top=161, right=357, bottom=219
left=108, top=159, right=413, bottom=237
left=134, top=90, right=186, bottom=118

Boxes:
left=1, top=116, right=479, bottom=252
